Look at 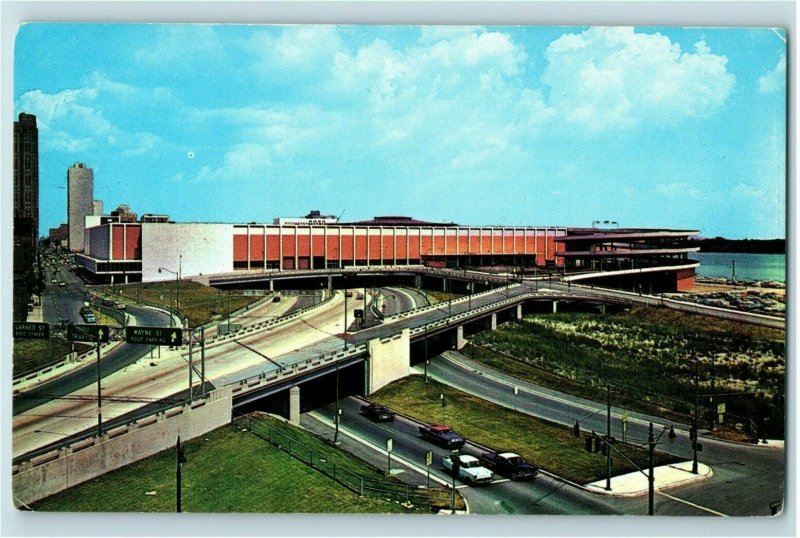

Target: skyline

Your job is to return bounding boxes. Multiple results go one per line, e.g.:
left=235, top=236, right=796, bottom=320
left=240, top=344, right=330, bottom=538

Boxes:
left=14, top=24, right=786, bottom=239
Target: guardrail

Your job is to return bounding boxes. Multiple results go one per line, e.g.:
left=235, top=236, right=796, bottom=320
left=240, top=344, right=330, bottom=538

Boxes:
left=194, top=290, right=335, bottom=350
left=236, top=413, right=448, bottom=509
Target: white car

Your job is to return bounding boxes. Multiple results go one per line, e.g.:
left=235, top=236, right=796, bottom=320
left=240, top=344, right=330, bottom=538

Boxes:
left=442, top=454, right=494, bottom=485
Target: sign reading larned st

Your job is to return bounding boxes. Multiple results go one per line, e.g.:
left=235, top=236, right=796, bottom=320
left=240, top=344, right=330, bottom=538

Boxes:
left=13, top=322, right=50, bottom=339
left=67, top=324, right=110, bottom=343
left=125, top=326, right=182, bottom=346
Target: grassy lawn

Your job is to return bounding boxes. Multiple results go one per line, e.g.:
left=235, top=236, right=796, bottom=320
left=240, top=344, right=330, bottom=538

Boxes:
left=465, top=307, right=785, bottom=438
left=371, top=377, right=679, bottom=485
left=425, top=291, right=462, bottom=304
left=12, top=339, right=89, bottom=378
left=33, top=417, right=422, bottom=513
left=97, top=281, right=262, bottom=327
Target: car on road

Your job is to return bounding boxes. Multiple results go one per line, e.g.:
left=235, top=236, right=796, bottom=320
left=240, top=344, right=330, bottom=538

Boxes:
left=418, top=424, right=465, bottom=448
left=58, top=281, right=66, bottom=287
left=442, top=454, right=494, bottom=485
left=479, top=452, right=539, bottom=481
left=359, top=403, right=395, bottom=422
left=50, top=278, right=57, bottom=284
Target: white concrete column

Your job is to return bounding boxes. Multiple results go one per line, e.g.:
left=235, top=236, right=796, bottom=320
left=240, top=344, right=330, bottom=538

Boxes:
left=552, top=300, right=558, bottom=314
left=516, top=304, right=523, bottom=320
left=456, top=325, right=465, bottom=350
left=490, top=313, right=497, bottom=331
left=289, top=385, right=301, bottom=426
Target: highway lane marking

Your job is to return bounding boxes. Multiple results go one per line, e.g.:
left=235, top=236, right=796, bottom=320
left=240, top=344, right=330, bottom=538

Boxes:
left=306, top=411, right=452, bottom=488
left=438, top=352, right=669, bottom=431
left=656, top=491, right=729, bottom=517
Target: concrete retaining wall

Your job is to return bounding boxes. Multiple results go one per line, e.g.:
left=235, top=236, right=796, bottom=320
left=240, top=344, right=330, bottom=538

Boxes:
left=12, top=386, right=233, bottom=506
left=366, top=329, right=410, bottom=394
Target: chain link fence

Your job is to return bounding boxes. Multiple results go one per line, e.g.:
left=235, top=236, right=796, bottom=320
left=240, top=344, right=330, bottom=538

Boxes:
left=236, top=414, right=451, bottom=510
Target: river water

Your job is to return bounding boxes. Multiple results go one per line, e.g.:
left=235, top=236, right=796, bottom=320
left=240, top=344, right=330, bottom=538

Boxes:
left=689, top=252, right=786, bottom=283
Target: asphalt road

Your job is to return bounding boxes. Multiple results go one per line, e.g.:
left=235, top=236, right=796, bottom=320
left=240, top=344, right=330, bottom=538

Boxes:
left=304, top=397, right=622, bottom=515
left=427, top=352, right=785, bottom=516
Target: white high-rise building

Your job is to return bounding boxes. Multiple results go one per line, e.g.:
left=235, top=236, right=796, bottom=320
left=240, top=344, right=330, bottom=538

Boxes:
left=68, top=162, right=94, bottom=252
left=93, top=199, right=103, bottom=216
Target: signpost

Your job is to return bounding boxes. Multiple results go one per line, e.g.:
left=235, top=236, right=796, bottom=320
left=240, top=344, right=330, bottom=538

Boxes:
left=66, top=323, right=110, bottom=437
left=13, top=322, right=49, bottom=339
left=66, top=324, right=110, bottom=343
left=125, top=326, right=183, bottom=346
left=426, top=450, right=433, bottom=488
left=386, top=438, right=393, bottom=474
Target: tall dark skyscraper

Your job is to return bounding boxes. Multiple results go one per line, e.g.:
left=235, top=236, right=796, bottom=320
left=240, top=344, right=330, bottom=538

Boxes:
left=13, top=112, right=40, bottom=320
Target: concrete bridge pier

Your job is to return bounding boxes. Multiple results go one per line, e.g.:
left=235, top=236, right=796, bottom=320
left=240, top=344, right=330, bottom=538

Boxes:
left=552, top=300, right=558, bottom=314
left=289, top=385, right=300, bottom=425
left=269, top=280, right=274, bottom=291
left=490, top=313, right=497, bottom=331
left=516, top=304, right=523, bottom=320
left=415, top=275, right=422, bottom=289
left=327, top=275, right=333, bottom=290
left=456, top=325, right=465, bottom=350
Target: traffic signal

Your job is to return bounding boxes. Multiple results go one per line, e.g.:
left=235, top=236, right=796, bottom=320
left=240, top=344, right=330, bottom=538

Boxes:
left=689, top=425, right=697, bottom=441
left=450, top=452, right=461, bottom=474
left=584, top=435, right=593, bottom=452
left=177, top=437, right=187, bottom=466
left=594, top=435, right=603, bottom=453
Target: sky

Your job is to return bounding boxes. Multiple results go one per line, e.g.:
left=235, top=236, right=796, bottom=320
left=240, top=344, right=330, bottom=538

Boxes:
left=14, top=24, right=786, bottom=239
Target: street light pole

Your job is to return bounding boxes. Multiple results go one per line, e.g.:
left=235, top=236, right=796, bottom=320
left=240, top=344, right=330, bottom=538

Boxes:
left=605, top=384, right=611, bottom=491
left=96, top=340, right=102, bottom=437
left=648, top=422, right=655, bottom=516
left=692, top=354, right=699, bottom=474
left=334, top=359, right=340, bottom=444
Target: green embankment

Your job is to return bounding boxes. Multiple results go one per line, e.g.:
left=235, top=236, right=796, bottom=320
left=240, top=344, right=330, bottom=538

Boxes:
left=464, top=307, right=785, bottom=438
left=371, top=377, right=679, bottom=484
left=33, top=417, right=421, bottom=513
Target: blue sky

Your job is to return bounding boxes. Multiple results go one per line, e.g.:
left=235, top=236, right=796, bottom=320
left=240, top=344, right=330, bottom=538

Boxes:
left=14, top=24, right=786, bottom=238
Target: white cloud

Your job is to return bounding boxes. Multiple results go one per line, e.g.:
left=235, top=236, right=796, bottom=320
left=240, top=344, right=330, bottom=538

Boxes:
left=15, top=77, right=164, bottom=158
left=758, top=53, right=786, bottom=93
left=193, top=143, right=273, bottom=183
left=134, top=25, right=225, bottom=65
left=542, top=27, right=735, bottom=131
left=656, top=181, right=703, bottom=199
left=247, top=25, right=344, bottom=75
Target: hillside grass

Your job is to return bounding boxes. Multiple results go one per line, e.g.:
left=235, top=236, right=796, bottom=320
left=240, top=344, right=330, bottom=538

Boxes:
left=372, top=377, right=679, bottom=484
left=465, top=307, right=785, bottom=438
left=33, top=418, right=422, bottom=513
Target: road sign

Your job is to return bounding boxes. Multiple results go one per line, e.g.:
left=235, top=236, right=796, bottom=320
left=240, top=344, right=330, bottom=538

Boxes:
left=717, top=402, right=726, bottom=414
left=13, top=322, right=49, bottom=339
left=514, top=385, right=519, bottom=395
left=67, top=324, right=110, bottom=343
left=353, top=309, right=364, bottom=319
left=426, top=451, right=433, bottom=466
left=387, top=438, right=393, bottom=452
left=126, top=326, right=183, bottom=346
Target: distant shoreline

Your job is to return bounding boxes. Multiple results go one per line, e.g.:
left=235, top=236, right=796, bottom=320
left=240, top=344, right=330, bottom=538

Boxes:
left=690, top=237, right=785, bottom=254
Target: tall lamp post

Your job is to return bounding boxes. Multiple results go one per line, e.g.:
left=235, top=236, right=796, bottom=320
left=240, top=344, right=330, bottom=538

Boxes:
left=158, top=262, right=180, bottom=325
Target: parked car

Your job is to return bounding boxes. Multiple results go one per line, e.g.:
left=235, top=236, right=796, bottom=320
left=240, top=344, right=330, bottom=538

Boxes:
left=50, top=278, right=57, bottom=284
left=479, top=452, right=539, bottom=481
left=359, top=403, right=395, bottom=422
left=58, top=281, right=66, bottom=287
left=113, top=302, right=127, bottom=310
left=418, top=424, right=465, bottom=448
left=442, top=454, right=494, bottom=485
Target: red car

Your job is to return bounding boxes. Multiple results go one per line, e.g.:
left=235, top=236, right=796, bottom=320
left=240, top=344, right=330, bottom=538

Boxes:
left=419, top=424, right=465, bottom=448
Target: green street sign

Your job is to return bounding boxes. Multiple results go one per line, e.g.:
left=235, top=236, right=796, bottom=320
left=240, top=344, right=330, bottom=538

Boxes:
left=14, top=322, right=49, bottom=339
left=67, top=324, right=110, bottom=343
left=125, top=326, right=182, bottom=346
left=717, top=402, right=726, bottom=414
left=426, top=451, right=433, bottom=466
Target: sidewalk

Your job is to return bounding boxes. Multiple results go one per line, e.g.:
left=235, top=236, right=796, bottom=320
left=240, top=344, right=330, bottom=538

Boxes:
left=584, top=461, right=713, bottom=497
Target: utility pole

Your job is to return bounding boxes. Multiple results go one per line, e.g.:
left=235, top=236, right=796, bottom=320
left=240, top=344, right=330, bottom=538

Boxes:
left=605, top=384, right=611, bottom=491
left=176, top=436, right=187, bottom=512
left=334, top=359, right=340, bottom=444
left=424, top=325, right=429, bottom=383
left=692, top=355, right=699, bottom=474
left=648, top=422, right=655, bottom=516
left=96, top=340, right=102, bottom=437
left=343, top=279, right=348, bottom=350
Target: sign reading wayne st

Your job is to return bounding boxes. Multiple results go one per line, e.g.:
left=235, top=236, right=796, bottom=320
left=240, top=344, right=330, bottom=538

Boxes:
left=67, top=324, right=110, bottom=343
left=13, top=322, right=50, bottom=339
left=125, top=326, right=183, bottom=346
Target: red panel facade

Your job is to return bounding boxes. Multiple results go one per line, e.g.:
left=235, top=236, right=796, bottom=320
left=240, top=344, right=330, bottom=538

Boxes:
left=266, top=235, right=280, bottom=261
left=126, top=225, right=141, bottom=260
left=297, top=234, right=310, bottom=258
left=433, top=235, right=445, bottom=255
left=312, top=232, right=325, bottom=256
left=281, top=235, right=295, bottom=257
left=354, top=233, right=368, bottom=260
left=111, top=226, right=125, bottom=260
left=421, top=235, right=432, bottom=256
left=676, top=268, right=696, bottom=291
left=395, top=232, right=407, bottom=260
left=369, top=235, right=381, bottom=260
left=340, top=231, right=354, bottom=260
left=327, top=234, right=340, bottom=260
left=233, top=235, right=248, bottom=261
left=249, top=234, right=265, bottom=262
left=382, top=234, right=395, bottom=261
left=408, top=235, right=421, bottom=259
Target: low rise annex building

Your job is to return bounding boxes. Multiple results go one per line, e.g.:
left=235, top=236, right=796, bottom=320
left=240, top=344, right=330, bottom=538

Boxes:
left=76, top=213, right=700, bottom=292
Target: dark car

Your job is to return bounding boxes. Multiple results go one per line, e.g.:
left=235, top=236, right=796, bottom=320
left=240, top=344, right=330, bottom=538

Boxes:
left=419, top=424, right=465, bottom=449
left=479, top=452, right=539, bottom=481
left=359, top=403, right=395, bottom=422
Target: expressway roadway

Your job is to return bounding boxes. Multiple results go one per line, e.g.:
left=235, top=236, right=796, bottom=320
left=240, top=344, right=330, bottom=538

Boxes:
left=303, top=398, right=622, bottom=515
left=422, top=351, right=785, bottom=516
left=12, top=289, right=370, bottom=458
